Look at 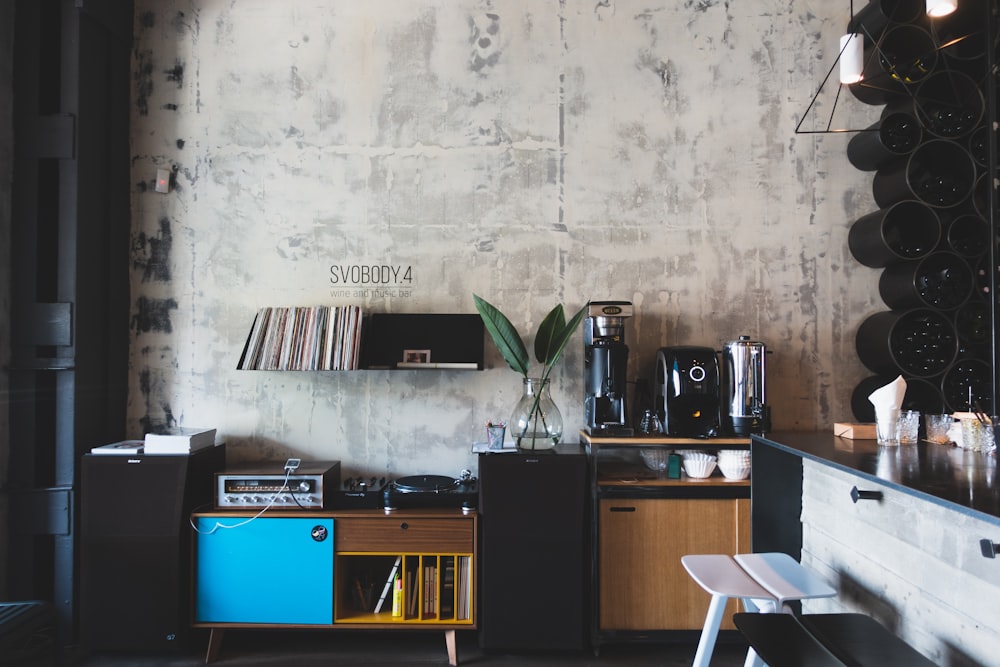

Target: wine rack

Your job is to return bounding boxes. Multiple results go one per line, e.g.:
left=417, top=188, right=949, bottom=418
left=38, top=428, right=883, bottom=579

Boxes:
left=846, top=0, right=997, bottom=417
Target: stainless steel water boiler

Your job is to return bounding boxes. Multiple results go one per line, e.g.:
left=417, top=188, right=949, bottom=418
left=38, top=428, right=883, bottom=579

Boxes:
left=722, top=336, right=771, bottom=435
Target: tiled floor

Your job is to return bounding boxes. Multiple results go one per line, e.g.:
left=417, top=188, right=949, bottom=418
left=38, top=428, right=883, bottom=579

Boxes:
left=68, top=629, right=751, bottom=666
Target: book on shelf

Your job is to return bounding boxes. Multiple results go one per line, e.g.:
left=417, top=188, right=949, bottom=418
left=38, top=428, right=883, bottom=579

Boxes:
left=439, top=557, right=455, bottom=619
left=455, top=556, right=471, bottom=620
left=143, top=427, right=217, bottom=454
left=373, top=556, right=402, bottom=613
left=406, top=570, right=418, bottom=617
left=90, top=439, right=145, bottom=455
left=423, top=563, right=438, bottom=616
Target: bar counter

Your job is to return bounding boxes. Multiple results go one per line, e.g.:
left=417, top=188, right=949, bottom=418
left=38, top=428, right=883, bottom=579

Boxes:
left=751, top=431, right=1000, bottom=527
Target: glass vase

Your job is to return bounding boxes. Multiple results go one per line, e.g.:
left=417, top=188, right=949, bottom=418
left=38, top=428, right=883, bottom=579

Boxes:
left=510, top=377, right=562, bottom=450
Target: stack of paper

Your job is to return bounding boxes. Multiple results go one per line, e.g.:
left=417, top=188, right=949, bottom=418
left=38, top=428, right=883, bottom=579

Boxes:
left=90, top=440, right=145, bottom=455
left=143, top=427, right=217, bottom=455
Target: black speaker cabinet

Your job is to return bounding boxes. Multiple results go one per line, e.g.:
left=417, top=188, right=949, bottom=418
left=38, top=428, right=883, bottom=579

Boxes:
left=477, top=445, right=587, bottom=651
left=79, top=445, right=225, bottom=651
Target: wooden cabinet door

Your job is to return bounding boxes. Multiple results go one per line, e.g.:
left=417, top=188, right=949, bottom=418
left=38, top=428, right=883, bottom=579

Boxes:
left=598, top=498, right=750, bottom=631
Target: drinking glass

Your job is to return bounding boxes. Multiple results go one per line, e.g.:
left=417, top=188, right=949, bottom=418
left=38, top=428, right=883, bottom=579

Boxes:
left=924, top=414, right=953, bottom=444
left=876, top=408, right=901, bottom=446
left=897, top=410, right=920, bottom=444
left=960, top=419, right=993, bottom=452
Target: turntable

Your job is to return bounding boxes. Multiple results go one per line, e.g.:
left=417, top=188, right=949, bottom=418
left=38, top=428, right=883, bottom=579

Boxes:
left=382, top=472, right=477, bottom=511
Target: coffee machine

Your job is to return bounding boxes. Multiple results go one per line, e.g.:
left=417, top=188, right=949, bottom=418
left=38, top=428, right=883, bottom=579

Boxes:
left=655, top=346, right=721, bottom=437
left=584, top=301, right=633, bottom=436
left=721, top=335, right=770, bottom=435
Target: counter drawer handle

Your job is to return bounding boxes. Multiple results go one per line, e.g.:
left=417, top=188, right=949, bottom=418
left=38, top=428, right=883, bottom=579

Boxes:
left=399, top=522, right=409, bottom=530
left=980, top=539, right=999, bottom=559
left=850, top=486, right=883, bottom=503
left=609, top=507, right=636, bottom=513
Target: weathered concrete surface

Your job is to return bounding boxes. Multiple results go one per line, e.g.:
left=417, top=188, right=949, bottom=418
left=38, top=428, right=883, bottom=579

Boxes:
left=801, top=460, right=1000, bottom=665
left=129, top=1, right=881, bottom=476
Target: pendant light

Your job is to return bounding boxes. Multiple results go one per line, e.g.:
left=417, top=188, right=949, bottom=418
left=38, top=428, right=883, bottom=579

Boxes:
left=926, top=0, right=958, bottom=17
left=839, top=33, right=864, bottom=84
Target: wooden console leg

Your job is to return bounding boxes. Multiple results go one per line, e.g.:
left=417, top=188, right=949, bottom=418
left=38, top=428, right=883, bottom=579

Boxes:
left=205, top=628, right=225, bottom=664
left=444, top=629, right=458, bottom=666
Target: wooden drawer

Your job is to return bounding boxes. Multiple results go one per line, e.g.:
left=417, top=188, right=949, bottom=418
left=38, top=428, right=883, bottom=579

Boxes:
left=336, top=516, right=474, bottom=553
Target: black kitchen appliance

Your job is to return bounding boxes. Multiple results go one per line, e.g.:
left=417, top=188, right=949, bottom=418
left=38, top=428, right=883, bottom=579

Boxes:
left=382, top=473, right=477, bottom=511
left=655, top=346, right=721, bottom=437
left=584, top=301, right=634, bottom=436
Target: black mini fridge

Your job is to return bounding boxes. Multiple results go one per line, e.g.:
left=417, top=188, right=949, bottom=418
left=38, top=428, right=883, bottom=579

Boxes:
left=477, top=444, right=588, bottom=651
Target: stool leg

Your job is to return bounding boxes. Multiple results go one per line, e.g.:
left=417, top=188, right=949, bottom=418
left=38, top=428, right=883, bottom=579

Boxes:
left=743, top=647, right=765, bottom=667
left=692, top=594, right=728, bottom=667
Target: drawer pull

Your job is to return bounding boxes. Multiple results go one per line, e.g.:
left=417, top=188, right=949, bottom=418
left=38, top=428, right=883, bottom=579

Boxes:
left=399, top=522, right=409, bottom=530
left=609, top=506, right=636, bottom=513
left=850, top=486, right=883, bottom=503
left=980, top=539, right=999, bottom=559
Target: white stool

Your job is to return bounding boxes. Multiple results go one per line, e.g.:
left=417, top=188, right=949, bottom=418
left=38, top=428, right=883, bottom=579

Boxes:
left=682, top=553, right=836, bottom=667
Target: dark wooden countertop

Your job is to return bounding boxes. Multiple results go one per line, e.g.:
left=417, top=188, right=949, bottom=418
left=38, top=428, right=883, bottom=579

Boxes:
left=751, top=431, right=1000, bottom=526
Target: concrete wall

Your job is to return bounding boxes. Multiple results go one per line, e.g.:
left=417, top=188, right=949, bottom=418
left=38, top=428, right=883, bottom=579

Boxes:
left=0, top=0, right=14, bottom=599
left=801, top=460, right=1000, bottom=666
left=129, top=0, right=881, bottom=477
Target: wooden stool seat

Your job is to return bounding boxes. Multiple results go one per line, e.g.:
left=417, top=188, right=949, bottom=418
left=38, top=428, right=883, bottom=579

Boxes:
left=734, top=612, right=938, bottom=667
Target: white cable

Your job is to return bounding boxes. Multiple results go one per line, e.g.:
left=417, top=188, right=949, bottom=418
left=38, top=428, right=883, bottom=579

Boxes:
left=189, top=467, right=294, bottom=534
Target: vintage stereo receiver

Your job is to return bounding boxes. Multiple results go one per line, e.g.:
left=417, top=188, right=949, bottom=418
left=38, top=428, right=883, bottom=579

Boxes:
left=214, top=460, right=341, bottom=510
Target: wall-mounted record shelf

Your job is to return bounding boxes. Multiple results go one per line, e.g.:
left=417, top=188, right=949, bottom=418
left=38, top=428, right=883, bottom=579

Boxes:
left=237, top=309, right=484, bottom=371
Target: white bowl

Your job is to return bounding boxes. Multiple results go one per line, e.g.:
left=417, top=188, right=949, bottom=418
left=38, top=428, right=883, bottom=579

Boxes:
left=718, top=459, right=751, bottom=480
left=717, top=448, right=749, bottom=458
left=683, top=458, right=717, bottom=479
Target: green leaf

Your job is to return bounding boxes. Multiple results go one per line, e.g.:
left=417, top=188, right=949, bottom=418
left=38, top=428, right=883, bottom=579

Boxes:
left=539, top=302, right=588, bottom=372
left=473, top=294, right=530, bottom=376
left=534, top=305, right=567, bottom=366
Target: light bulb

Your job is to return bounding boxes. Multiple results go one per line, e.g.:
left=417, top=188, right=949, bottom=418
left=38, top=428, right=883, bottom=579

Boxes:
left=926, top=0, right=957, bottom=17
left=839, top=34, right=864, bottom=85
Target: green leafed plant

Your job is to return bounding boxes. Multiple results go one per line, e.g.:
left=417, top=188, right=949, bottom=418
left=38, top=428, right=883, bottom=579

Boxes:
left=473, top=294, right=589, bottom=449
left=473, top=294, right=588, bottom=384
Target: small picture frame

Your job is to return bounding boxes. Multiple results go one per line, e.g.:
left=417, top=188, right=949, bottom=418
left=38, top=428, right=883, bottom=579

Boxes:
left=403, top=349, right=431, bottom=364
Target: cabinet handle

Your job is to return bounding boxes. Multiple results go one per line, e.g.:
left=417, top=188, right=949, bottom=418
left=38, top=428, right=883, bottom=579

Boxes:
left=850, top=486, right=883, bottom=503
left=980, top=539, right=999, bottom=559
left=399, top=522, right=409, bottom=530
left=609, top=506, right=636, bottom=513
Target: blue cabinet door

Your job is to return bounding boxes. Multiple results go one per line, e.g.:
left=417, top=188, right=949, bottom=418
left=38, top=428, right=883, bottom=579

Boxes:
left=195, top=516, right=334, bottom=624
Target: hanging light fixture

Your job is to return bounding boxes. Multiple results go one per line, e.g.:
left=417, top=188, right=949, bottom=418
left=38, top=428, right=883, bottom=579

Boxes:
left=794, top=1, right=872, bottom=134
left=839, top=33, right=864, bottom=84
left=926, top=0, right=958, bottom=17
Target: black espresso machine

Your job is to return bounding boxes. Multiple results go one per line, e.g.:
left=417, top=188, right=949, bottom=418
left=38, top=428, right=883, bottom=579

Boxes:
left=584, top=301, right=633, bottom=436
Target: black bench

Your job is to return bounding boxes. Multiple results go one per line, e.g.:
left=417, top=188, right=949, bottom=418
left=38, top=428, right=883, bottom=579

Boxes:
left=733, top=612, right=937, bottom=667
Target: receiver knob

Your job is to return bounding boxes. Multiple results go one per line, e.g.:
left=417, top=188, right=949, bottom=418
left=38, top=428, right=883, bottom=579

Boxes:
left=297, top=481, right=310, bottom=492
